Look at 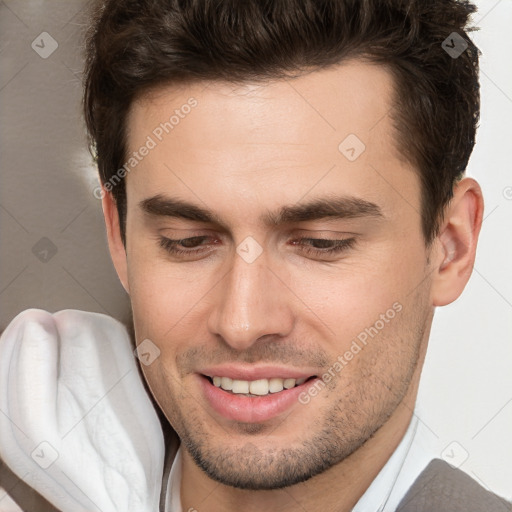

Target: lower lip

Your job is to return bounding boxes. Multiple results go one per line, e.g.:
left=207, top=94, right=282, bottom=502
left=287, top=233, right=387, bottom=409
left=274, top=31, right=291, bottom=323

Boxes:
left=199, top=374, right=320, bottom=423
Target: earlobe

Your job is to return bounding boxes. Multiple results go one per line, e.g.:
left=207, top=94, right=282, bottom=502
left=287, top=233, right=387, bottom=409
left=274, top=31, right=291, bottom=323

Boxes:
left=430, top=177, right=484, bottom=307
left=101, top=189, right=130, bottom=294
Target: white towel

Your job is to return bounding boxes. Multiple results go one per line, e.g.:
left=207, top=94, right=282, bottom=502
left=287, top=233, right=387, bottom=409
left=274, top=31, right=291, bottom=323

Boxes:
left=0, top=309, right=165, bottom=512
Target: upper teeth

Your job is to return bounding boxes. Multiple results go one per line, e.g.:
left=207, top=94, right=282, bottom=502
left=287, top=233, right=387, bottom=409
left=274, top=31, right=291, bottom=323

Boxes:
left=212, top=376, right=308, bottom=396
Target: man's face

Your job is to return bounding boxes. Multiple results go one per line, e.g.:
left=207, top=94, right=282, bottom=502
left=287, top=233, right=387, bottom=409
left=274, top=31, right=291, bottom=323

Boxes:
left=122, top=61, right=435, bottom=489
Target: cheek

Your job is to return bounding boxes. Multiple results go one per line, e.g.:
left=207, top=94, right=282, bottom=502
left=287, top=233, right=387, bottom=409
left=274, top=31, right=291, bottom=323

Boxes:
left=127, top=239, right=188, bottom=315
left=321, top=284, right=430, bottom=408
left=127, top=248, right=218, bottom=363
left=291, top=245, right=426, bottom=343
left=129, top=269, right=203, bottom=337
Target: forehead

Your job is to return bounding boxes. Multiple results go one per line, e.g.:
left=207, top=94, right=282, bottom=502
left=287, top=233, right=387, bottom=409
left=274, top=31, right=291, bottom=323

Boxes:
left=128, top=60, right=398, bottom=147
left=124, top=60, right=419, bottom=228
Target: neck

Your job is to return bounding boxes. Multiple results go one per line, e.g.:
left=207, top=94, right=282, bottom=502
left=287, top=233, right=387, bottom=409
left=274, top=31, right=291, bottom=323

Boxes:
left=179, top=391, right=418, bottom=512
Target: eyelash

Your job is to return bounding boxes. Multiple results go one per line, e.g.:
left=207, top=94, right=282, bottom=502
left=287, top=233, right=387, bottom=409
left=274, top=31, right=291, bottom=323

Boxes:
left=158, top=235, right=356, bottom=258
left=290, top=237, right=356, bottom=256
left=159, top=236, right=216, bottom=257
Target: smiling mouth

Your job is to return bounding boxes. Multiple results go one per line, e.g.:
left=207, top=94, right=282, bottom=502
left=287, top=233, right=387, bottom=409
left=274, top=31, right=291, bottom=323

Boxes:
left=203, top=374, right=317, bottom=397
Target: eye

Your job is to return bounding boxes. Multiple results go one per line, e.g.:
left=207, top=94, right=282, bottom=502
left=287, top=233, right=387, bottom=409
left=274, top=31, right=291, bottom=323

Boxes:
left=290, top=237, right=356, bottom=257
left=157, top=234, right=356, bottom=261
left=159, top=235, right=217, bottom=257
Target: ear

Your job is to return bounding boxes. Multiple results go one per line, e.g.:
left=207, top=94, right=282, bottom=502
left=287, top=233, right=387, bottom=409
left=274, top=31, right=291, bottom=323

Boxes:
left=101, top=189, right=130, bottom=294
left=430, top=177, right=484, bottom=307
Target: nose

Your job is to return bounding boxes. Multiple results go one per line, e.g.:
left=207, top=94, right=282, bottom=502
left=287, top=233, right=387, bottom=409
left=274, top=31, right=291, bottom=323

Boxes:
left=207, top=247, right=294, bottom=351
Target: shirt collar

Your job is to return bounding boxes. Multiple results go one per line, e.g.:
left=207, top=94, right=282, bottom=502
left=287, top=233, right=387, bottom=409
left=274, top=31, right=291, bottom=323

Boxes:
left=352, top=414, right=419, bottom=512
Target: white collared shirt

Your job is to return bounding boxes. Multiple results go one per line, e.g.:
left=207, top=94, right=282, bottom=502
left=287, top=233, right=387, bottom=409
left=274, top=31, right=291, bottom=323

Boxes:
left=165, top=407, right=436, bottom=512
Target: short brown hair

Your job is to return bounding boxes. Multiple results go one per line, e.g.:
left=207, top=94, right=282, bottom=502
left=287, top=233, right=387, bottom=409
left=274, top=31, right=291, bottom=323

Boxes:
left=83, top=0, right=480, bottom=245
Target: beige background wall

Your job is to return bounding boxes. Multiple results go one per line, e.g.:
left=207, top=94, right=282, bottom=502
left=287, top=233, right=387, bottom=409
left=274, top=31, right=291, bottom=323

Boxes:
left=0, top=0, right=131, bottom=331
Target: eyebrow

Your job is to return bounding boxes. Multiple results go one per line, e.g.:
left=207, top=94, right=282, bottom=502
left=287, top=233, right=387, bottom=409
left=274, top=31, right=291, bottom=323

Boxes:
left=139, top=194, right=384, bottom=228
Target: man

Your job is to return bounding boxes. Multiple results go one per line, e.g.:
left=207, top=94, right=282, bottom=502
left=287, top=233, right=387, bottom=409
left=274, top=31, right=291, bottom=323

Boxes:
left=0, top=0, right=510, bottom=511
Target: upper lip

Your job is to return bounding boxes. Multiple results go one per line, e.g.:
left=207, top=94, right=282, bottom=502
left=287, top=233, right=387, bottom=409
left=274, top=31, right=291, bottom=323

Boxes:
left=199, top=364, right=318, bottom=381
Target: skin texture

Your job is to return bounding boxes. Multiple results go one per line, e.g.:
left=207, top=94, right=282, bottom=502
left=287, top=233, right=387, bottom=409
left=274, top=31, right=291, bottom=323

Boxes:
left=102, top=61, right=483, bottom=512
